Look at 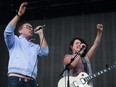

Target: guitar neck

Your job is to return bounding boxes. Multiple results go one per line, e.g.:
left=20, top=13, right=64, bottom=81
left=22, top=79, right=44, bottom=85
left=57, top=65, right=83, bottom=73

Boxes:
left=85, top=64, right=116, bottom=82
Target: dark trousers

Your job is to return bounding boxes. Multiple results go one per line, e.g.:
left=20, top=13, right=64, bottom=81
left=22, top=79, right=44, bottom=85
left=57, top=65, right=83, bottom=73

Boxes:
left=6, top=76, right=37, bottom=87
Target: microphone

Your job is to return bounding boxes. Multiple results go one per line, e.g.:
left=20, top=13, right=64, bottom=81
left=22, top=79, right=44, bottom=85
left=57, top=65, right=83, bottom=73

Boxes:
left=34, top=25, right=45, bottom=33
left=81, top=43, right=86, bottom=50
left=82, top=45, right=85, bottom=49
left=77, top=44, right=86, bottom=56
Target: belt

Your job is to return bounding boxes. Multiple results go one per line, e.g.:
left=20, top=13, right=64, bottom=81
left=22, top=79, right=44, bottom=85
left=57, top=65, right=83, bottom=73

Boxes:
left=8, top=73, right=34, bottom=83
left=19, top=77, right=33, bottom=82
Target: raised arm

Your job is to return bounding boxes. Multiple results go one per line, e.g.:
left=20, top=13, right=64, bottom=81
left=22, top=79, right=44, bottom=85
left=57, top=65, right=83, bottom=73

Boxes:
left=85, top=24, right=103, bottom=61
left=34, top=26, right=49, bottom=57
left=4, top=2, right=28, bottom=49
left=10, top=2, right=28, bottom=26
left=34, top=26, right=48, bottom=48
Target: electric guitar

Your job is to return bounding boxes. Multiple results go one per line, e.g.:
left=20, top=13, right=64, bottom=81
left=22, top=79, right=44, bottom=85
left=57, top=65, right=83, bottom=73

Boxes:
left=58, top=63, right=116, bottom=87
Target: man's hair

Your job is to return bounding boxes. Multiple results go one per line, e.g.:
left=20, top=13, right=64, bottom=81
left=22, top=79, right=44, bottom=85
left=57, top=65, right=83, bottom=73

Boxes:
left=17, top=23, right=28, bottom=35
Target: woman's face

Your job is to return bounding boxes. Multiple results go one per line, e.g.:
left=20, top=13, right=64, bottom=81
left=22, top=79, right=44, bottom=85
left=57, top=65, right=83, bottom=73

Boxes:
left=71, top=39, right=82, bottom=53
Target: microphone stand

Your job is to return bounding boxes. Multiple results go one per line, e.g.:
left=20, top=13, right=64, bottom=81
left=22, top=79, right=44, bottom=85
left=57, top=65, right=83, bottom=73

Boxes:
left=60, top=48, right=84, bottom=87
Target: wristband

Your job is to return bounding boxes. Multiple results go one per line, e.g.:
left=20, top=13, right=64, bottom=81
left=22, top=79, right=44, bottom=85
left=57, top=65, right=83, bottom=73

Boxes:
left=17, top=11, right=22, bottom=17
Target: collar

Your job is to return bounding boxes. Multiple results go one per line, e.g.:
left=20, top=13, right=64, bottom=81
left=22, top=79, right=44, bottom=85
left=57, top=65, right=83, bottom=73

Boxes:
left=19, top=34, right=32, bottom=42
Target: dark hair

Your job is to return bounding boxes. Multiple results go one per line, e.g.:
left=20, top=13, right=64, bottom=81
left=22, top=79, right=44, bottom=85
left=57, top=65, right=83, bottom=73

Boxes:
left=69, top=37, right=88, bottom=57
left=17, top=23, right=30, bottom=35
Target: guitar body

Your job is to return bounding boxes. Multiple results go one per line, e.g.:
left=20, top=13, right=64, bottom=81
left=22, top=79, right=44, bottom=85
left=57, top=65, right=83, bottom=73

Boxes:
left=58, top=72, right=91, bottom=87
left=58, top=63, right=116, bottom=87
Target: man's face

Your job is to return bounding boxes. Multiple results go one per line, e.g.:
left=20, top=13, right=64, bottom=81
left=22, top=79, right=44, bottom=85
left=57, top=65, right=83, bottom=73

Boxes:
left=19, top=23, right=34, bottom=39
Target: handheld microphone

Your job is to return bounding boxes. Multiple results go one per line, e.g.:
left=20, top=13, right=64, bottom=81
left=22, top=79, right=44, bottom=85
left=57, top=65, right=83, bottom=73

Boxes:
left=77, top=44, right=86, bottom=56
left=82, top=45, right=85, bottom=49
left=34, top=25, right=45, bottom=33
left=81, top=43, right=86, bottom=49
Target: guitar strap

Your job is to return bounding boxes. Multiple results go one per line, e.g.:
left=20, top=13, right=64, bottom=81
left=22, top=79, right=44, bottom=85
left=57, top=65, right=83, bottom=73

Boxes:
left=81, top=58, right=88, bottom=73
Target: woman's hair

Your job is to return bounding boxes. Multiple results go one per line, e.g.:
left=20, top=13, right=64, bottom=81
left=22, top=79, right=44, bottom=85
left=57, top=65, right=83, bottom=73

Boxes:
left=69, top=37, right=88, bottom=57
